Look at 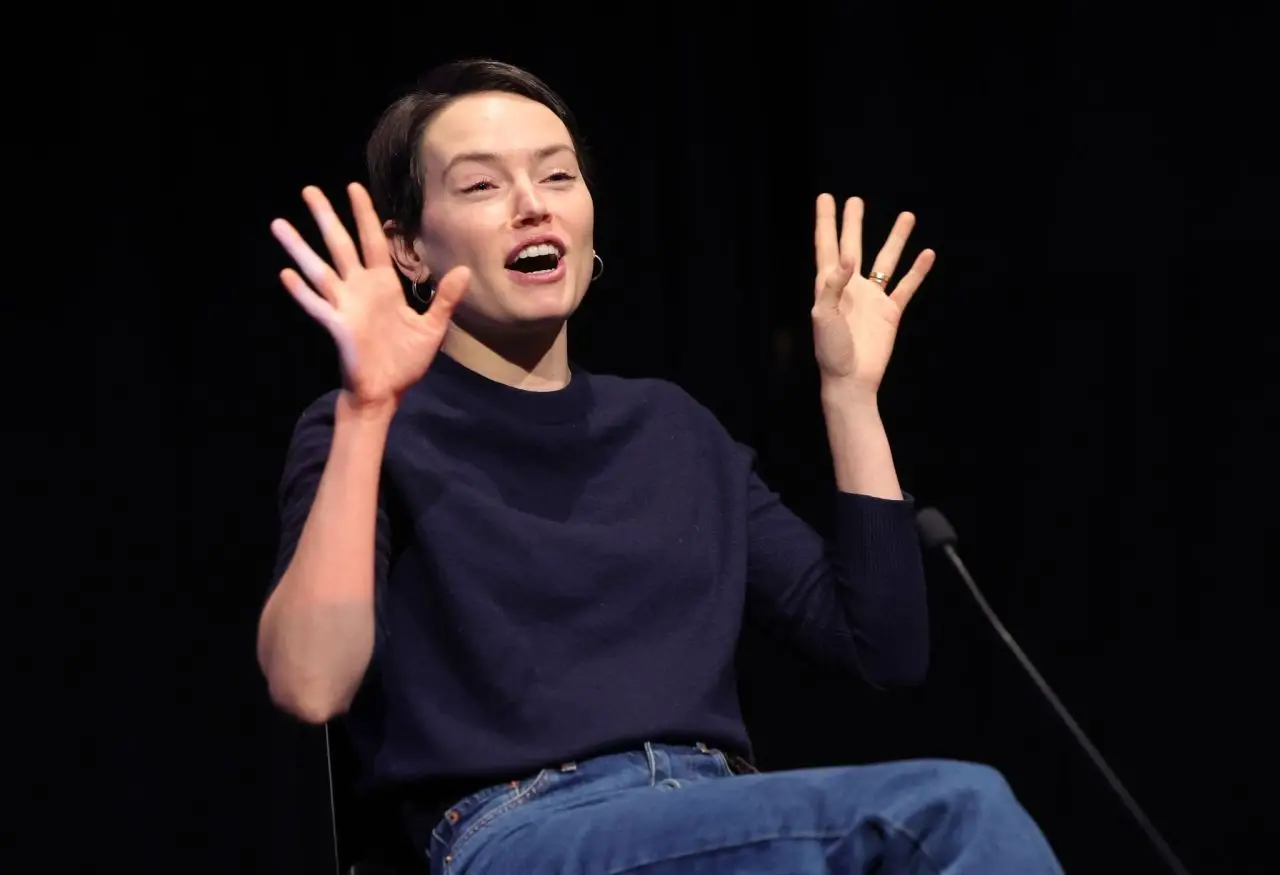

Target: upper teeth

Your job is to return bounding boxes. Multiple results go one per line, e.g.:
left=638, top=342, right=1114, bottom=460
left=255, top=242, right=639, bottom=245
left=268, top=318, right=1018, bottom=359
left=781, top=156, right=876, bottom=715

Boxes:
left=513, top=243, right=560, bottom=261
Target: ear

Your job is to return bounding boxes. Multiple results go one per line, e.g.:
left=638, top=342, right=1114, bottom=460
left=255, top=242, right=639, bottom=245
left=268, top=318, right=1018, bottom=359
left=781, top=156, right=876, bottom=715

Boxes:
left=383, top=220, right=430, bottom=284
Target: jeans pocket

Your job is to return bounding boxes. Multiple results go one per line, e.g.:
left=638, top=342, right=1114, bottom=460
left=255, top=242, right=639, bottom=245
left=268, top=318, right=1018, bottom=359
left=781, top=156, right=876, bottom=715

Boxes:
left=694, top=742, right=741, bottom=777
left=445, top=769, right=555, bottom=868
left=725, top=752, right=759, bottom=775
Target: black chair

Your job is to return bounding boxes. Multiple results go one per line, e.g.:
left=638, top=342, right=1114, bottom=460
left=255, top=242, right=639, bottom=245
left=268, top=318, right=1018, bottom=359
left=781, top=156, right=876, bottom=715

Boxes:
left=324, top=723, right=428, bottom=874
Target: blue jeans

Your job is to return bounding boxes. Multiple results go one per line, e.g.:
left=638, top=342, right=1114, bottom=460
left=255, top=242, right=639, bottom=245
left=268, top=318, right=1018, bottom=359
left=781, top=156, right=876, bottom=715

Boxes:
left=426, top=743, right=1063, bottom=873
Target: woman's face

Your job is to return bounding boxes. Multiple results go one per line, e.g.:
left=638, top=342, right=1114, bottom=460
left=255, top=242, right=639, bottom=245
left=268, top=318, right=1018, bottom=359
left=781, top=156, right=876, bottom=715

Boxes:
left=412, top=91, right=595, bottom=335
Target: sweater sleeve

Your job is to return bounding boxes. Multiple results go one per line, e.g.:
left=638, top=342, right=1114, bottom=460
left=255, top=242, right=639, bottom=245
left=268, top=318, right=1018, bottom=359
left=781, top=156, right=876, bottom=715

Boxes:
left=741, top=448, right=929, bottom=689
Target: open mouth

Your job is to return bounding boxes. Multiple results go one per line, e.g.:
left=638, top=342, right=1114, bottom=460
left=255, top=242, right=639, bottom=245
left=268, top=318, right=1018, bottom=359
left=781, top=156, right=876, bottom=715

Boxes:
left=505, top=241, right=564, bottom=275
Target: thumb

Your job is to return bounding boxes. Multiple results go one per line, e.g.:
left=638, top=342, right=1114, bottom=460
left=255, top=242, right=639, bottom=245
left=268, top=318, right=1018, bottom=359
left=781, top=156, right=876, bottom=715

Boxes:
left=423, top=265, right=471, bottom=322
left=814, top=260, right=855, bottom=313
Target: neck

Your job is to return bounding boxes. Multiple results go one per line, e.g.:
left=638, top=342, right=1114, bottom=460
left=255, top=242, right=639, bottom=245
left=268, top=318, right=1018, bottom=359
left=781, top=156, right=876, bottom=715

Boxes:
left=441, top=322, right=571, bottom=391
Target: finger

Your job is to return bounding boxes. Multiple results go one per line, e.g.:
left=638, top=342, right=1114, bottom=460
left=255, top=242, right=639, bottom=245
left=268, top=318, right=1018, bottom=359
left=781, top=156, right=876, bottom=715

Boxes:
left=271, top=218, right=341, bottom=298
left=869, top=211, right=916, bottom=282
left=302, top=187, right=362, bottom=278
left=839, top=197, right=863, bottom=272
left=348, top=182, right=392, bottom=269
left=814, top=194, right=839, bottom=275
left=814, top=259, right=857, bottom=312
left=279, top=268, right=338, bottom=326
left=888, top=248, right=936, bottom=311
left=421, top=265, right=471, bottom=325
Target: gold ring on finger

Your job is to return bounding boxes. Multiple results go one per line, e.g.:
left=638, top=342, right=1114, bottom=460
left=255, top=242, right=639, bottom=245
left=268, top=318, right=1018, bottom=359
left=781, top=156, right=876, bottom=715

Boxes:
left=868, top=271, right=891, bottom=287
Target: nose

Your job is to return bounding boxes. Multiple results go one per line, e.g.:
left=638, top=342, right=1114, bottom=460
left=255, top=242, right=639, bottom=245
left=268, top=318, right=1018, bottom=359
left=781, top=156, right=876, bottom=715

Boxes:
left=512, top=179, right=550, bottom=227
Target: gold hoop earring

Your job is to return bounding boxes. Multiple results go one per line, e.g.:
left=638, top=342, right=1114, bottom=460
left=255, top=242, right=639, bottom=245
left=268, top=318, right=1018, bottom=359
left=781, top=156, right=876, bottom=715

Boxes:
left=591, top=252, right=604, bottom=282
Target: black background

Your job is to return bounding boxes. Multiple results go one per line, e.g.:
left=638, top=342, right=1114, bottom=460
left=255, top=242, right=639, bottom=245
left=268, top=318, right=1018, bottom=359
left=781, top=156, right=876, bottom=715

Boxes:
left=39, top=4, right=1273, bottom=872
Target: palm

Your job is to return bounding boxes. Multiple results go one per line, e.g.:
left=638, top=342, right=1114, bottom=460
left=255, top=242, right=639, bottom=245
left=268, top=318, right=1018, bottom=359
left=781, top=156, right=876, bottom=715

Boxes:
left=271, top=184, right=469, bottom=405
left=321, top=263, right=451, bottom=402
left=811, top=195, right=935, bottom=393
left=813, top=274, right=906, bottom=385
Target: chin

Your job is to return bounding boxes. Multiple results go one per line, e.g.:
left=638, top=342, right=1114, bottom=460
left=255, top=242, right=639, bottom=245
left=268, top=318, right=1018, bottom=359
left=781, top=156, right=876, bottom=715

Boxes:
left=502, top=278, right=583, bottom=320
left=510, top=300, right=577, bottom=331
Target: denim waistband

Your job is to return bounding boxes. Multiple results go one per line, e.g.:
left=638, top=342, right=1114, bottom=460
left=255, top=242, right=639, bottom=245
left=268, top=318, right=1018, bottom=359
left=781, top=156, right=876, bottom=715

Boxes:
left=400, top=741, right=753, bottom=859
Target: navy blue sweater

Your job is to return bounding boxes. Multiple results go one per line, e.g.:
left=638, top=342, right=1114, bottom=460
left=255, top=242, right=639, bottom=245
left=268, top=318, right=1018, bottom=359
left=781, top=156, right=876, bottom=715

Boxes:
left=271, top=352, right=928, bottom=800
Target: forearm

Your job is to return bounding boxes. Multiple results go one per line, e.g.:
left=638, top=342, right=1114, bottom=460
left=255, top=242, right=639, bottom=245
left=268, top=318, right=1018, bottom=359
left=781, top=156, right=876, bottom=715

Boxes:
left=749, top=482, right=928, bottom=687
left=257, top=392, right=394, bottom=723
left=820, top=382, right=903, bottom=500
left=818, top=383, right=926, bottom=685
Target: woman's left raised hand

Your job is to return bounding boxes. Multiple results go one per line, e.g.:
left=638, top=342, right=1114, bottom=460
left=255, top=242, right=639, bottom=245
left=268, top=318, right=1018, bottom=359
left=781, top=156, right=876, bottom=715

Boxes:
left=811, top=194, right=935, bottom=398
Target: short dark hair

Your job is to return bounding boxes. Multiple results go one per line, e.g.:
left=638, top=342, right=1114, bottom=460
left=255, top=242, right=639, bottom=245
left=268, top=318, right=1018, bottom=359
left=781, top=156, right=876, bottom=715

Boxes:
left=366, top=59, right=590, bottom=241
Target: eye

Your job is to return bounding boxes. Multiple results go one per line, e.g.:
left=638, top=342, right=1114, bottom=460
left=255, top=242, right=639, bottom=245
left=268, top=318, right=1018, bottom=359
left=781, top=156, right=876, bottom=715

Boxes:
left=546, top=171, right=576, bottom=183
left=462, top=181, right=495, bottom=193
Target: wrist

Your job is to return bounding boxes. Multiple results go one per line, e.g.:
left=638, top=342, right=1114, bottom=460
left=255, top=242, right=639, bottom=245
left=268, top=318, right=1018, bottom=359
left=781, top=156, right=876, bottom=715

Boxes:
left=336, top=390, right=398, bottom=425
left=820, top=378, right=880, bottom=412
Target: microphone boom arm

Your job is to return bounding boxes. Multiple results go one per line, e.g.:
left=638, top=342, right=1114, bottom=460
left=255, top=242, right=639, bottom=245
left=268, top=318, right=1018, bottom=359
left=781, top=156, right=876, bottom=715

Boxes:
left=921, top=510, right=1193, bottom=875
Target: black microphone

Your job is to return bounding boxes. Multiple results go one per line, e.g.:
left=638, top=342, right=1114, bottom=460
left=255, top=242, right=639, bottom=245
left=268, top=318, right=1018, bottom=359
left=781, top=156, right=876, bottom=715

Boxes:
left=915, top=507, right=1192, bottom=875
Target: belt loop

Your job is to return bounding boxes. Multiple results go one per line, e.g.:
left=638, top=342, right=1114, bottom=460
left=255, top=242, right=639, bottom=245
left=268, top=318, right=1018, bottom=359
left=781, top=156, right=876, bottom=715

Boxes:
left=695, top=742, right=709, bottom=753
left=644, top=742, right=657, bottom=785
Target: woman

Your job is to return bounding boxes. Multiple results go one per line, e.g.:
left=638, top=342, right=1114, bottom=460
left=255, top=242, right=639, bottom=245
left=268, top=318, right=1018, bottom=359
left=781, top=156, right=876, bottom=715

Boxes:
left=257, top=59, right=1062, bottom=874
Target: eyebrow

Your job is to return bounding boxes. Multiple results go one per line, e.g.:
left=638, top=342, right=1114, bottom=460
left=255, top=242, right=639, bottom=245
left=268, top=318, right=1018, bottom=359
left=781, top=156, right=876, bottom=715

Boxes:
left=441, top=144, right=577, bottom=179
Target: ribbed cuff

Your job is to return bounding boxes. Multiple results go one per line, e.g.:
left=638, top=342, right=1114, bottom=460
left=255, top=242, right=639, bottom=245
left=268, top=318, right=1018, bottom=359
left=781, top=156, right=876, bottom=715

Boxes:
left=832, top=491, right=921, bottom=581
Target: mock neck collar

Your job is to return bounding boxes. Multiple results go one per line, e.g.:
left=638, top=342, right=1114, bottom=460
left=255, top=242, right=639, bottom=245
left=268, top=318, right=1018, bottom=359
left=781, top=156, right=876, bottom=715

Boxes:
left=423, top=351, right=591, bottom=425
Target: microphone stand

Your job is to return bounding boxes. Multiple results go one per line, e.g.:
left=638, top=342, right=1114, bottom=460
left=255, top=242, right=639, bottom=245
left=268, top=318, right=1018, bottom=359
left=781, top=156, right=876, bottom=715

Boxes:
left=919, top=508, right=1192, bottom=875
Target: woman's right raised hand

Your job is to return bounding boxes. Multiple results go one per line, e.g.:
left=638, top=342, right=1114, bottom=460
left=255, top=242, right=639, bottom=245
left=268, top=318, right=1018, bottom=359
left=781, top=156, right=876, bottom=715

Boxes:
left=271, top=184, right=469, bottom=409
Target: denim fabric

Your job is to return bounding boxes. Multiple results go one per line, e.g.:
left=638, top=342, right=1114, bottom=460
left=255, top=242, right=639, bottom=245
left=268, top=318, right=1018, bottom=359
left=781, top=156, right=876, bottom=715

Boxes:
left=425, top=743, right=1063, bottom=874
